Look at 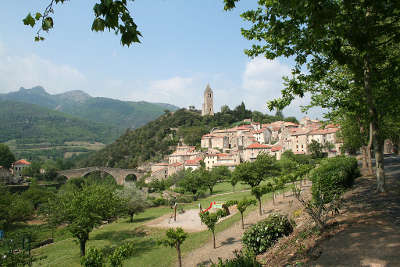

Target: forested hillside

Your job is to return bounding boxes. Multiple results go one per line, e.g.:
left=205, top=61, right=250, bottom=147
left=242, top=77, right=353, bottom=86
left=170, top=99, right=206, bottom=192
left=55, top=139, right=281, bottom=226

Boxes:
left=0, top=86, right=179, bottom=131
left=0, top=100, right=119, bottom=144
left=79, top=103, right=298, bottom=168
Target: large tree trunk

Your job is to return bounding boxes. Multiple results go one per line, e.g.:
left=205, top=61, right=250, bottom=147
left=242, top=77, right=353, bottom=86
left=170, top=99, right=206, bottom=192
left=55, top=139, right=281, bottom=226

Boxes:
left=364, top=56, right=385, bottom=192
left=130, top=213, right=134, bottom=223
left=257, top=198, right=262, bottom=216
left=241, top=213, right=244, bottom=229
left=80, top=239, right=86, bottom=256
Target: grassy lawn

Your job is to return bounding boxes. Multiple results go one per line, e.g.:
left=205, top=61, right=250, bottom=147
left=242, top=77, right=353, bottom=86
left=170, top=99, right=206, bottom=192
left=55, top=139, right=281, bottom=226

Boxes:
left=31, top=184, right=285, bottom=267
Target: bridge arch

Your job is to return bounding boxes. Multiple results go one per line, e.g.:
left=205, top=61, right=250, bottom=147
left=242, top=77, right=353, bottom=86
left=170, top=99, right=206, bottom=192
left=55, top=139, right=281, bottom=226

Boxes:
left=57, top=167, right=144, bottom=185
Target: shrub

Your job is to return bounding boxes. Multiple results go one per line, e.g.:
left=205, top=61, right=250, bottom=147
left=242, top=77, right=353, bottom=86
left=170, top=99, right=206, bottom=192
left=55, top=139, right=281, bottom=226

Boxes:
left=211, top=250, right=261, bottom=267
left=175, top=195, right=193, bottom=203
left=310, top=156, right=359, bottom=204
left=151, top=197, right=168, bottom=207
left=80, top=248, right=105, bottom=267
left=242, top=213, right=293, bottom=255
left=108, top=242, right=135, bottom=267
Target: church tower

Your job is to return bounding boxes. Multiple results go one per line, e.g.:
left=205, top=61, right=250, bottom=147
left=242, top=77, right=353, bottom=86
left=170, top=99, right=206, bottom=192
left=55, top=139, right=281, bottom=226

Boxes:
left=202, top=84, right=214, bottom=116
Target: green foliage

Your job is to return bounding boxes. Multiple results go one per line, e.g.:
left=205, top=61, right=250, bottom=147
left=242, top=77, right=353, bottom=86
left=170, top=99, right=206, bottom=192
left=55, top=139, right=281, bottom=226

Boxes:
left=21, top=181, right=55, bottom=209
left=118, top=183, right=149, bottom=222
left=199, top=211, right=221, bottom=248
left=160, top=227, right=188, bottom=267
left=308, top=140, right=325, bottom=159
left=24, top=0, right=141, bottom=46
left=242, top=214, right=294, bottom=255
left=82, top=106, right=296, bottom=168
left=80, top=247, right=105, bottom=267
left=0, top=186, right=34, bottom=230
left=108, top=242, right=135, bottom=267
left=178, top=169, right=206, bottom=198
left=211, top=250, right=261, bottom=267
left=160, top=227, right=188, bottom=249
left=0, top=100, right=118, bottom=145
left=227, top=197, right=256, bottom=229
left=0, top=143, right=15, bottom=169
left=310, top=156, right=359, bottom=205
left=0, top=249, right=33, bottom=267
left=49, top=182, right=125, bottom=256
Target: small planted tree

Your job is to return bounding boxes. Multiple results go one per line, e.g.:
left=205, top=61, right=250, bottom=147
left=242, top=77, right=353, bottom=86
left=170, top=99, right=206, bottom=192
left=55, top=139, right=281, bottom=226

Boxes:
left=251, top=183, right=272, bottom=216
left=227, top=198, right=256, bottom=229
left=160, top=227, right=188, bottom=267
left=199, top=211, right=220, bottom=249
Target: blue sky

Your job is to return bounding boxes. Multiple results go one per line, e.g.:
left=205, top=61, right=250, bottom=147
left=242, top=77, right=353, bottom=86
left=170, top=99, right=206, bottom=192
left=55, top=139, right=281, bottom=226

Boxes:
left=0, top=0, right=323, bottom=119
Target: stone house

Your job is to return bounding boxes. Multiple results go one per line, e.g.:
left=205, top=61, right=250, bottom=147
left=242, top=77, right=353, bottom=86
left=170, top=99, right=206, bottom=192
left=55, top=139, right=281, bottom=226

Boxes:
left=184, top=157, right=203, bottom=170
left=252, top=127, right=272, bottom=144
left=271, top=145, right=283, bottom=160
left=243, top=143, right=273, bottom=162
left=168, top=162, right=184, bottom=176
left=13, top=159, right=31, bottom=177
left=289, top=129, right=310, bottom=154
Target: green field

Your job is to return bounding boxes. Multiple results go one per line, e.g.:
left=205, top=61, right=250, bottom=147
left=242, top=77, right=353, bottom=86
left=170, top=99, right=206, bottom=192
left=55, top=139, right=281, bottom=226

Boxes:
left=31, top=182, right=285, bottom=267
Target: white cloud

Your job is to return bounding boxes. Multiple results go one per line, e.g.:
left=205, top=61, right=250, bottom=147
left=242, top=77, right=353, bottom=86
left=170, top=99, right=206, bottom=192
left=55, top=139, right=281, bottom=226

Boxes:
left=0, top=43, right=86, bottom=94
left=240, top=57, right=323, bottom=119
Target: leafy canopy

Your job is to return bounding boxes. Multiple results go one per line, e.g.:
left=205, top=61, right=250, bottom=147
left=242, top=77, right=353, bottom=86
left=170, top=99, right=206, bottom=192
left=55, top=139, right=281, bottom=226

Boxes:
left=23, top=0, right=141, bottom=46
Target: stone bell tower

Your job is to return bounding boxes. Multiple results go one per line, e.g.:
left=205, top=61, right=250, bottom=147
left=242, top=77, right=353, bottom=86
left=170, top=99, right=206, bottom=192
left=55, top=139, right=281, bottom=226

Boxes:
left=202, top=84, right=214, bottom=116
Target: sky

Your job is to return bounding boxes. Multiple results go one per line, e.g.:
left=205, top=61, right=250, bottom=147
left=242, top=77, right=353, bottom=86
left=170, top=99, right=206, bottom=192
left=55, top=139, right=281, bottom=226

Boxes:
left=0, top=0, right=324, bottom=119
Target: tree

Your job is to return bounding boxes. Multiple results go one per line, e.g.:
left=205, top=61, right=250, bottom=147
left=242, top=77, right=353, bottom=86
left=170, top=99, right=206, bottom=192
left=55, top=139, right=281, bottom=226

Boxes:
left=199, top=211, right=220, bottom=249
left=224, top=0, right=400, bottom=192
left=178, top=169, right=205, bottom=199
left=200, top=168, right=218, bottom=195
left=308, top=140, right=325, bottom=159
left=0, top=186, right=34, bottom=230
left=251, top=183, right=272, bottom=216
left=118, top=183, right=148, bottom=222
left=0, top=144, right=15, bottom=169
left=22, top=181, right=54, bottom=209
left=49, top=182, right=124, bottom=256
left=23, top=0, right=141, bottom=46
left=227, top=198, right=256, bottom=229
left=160, top=227, right=188, bottom=267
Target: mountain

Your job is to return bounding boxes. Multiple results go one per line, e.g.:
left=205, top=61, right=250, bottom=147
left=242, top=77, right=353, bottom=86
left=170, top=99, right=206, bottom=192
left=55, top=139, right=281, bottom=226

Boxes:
left=0, top=86, right=179, bottom=130
left=0, top=100, right=119, bottom=144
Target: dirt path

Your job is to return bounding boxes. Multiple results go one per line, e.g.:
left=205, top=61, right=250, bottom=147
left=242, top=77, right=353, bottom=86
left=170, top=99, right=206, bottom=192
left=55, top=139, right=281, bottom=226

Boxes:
left=181, top=183, right=311, bottom=267
left=309, top=155, right=400, bottom=267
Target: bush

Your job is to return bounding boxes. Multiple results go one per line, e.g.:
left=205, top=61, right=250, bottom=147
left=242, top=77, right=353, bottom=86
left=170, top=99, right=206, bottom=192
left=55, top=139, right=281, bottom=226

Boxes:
left=242, top=213, right=293, bottom=255
left=108, top=242, right=135, bottom=267
left=211, top=250, right=261, bottom=267
left=81, top=248, right=105, bottom=267
left=175, top=195, right=193, bottom=203
left=151, top=197, right=168, bottom=207
left=310, top=156, right=359, bottom=204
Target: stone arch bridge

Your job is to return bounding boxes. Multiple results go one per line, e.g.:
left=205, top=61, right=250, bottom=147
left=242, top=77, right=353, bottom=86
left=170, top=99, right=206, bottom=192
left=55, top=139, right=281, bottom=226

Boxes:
left=57, top=167, right=145, bottom=185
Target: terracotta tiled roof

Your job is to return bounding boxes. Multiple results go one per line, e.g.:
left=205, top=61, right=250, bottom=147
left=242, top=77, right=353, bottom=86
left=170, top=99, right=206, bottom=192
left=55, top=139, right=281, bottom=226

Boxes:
left=154, top=162, right=169, bottom=166
left=271, top=145, right=282, bottom=152
left=185, top=157, right=203, bottom=165
left=169, top=162, right=183, bottom=167
left=309, top=128, right=338, bottom=135
left=246, top=143, right=272, bottom=149
left=14, top=159, right=31, bottom=165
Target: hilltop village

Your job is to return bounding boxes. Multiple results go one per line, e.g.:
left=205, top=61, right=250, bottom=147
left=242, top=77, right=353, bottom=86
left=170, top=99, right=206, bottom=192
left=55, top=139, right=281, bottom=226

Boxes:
left=150, top=85, right=342, bottom=181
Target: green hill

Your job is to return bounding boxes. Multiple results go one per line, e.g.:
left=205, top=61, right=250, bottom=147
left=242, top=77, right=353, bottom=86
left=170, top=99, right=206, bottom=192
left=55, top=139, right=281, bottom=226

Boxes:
left=0, top=100, right=119, bottom=144
left=0, top=86, right=179, bottom=130
left=79, top=105, right=299, bottom=168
